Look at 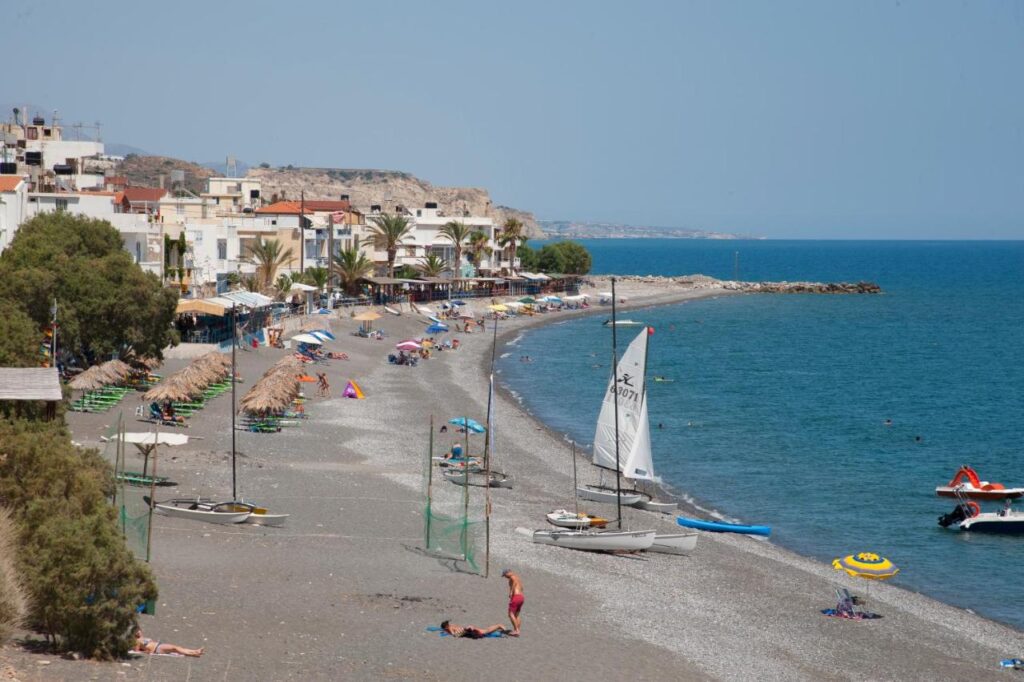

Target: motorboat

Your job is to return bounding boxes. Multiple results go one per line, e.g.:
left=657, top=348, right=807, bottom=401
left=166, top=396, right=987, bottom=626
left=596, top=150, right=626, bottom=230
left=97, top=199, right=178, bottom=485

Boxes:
left=519, top=527, right=656, bottom=552
left=935, top=465, right=1024, bottom=500
left=546, top=509, right=609, bottom=529
left=938, top=500, right=1024, bottom=534
left=603, top=319, right=644, bottom=327
left=575, top=484, right=643, bottom=506
left=649, top=531, right=699, bottom=555
left=677, top=515, right=771, bottom=537
left=435, top=456, right=484, bottom=473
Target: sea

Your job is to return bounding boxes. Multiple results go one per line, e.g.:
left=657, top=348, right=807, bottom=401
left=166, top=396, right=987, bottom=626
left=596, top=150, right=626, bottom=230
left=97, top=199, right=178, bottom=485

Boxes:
left=497, top=239, right=1024, bottom=630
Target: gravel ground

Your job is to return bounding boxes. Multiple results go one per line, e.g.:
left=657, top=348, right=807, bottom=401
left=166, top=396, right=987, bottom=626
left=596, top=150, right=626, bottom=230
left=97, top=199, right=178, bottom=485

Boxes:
left=4, top=281, right=1022, bottom=681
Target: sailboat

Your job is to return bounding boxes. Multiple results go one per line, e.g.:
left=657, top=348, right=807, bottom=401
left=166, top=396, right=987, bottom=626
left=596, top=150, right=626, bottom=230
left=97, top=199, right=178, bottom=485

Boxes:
left=576, top=327, right=678, bottom=514
left=523, top=277, right=657, bottom=553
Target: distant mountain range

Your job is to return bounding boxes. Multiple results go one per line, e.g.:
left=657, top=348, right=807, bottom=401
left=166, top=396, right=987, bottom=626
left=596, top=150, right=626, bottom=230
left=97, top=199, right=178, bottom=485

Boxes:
left=539, top=220, right=758, bottom=240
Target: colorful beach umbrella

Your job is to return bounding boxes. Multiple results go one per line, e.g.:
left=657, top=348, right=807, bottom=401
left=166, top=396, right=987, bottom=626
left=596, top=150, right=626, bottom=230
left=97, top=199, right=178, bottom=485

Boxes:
left=396, top=340, right=421, bottom=351
left=451, top=300, right=467, bottom=306
left=426, top=324, right=448, bottom=334
left=488, top=304, right=508, bottom=312
left=448, top=416, right=485, bottom=433
left=291, top=333, right=323, bottom=345
left=832, top=552, right=899, bottom=580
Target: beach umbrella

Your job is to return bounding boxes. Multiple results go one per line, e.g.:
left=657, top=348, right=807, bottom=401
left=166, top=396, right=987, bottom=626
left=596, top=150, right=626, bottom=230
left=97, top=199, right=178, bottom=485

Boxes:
left=309, top=331, right=333, bottom=343
left=353, top=311, right=382, bottom=322
left=832, top=552, right=899, bottom=580
left=541, top=295, right=563, bottom=304
left=68, top=365, right=110, bottom=391
left=489, top=304, right=508, bottom=312
left=426, top=324, right=448, bottom=334
left=448, top=416, right=485, bottom=433
left=396, top=340, right=421, bottom=351
left=296, top=375, right=317, bottom=383
left=518, top=297, right=536, bottom=304
left=291, top=333, right=323, bottom=345
left=451, top=300, right=467, bottom=306
left=428, top=315, right=444, bottom=324
left=458, top=311, right=475, bottom=319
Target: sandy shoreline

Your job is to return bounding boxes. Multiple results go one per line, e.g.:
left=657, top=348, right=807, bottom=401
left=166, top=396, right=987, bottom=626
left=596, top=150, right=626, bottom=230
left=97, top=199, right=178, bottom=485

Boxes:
left=5, top=278, right=1022, bottom=681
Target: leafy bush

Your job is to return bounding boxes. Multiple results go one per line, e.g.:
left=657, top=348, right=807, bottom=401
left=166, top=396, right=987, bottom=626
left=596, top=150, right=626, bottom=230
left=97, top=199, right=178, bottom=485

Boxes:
left=0, top=508, right=28, bottom=643
left=0, top=420, right=157, bottom=659
left=0, top=213, right=179, bottom=365
left=536, top=241, right=592, bottom=275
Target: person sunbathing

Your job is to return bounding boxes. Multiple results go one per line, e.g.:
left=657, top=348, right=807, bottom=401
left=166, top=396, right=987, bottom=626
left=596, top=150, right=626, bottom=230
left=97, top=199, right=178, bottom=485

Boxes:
left=132, top=627, right=204, bottom=657
left=440, top=620, right=507, bottom=639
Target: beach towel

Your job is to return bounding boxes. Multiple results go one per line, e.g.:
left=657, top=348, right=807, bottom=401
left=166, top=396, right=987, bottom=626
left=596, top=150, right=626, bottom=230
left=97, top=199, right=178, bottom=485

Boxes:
left=1000, top=659, right=1024, bottom=670
left=426, top=626, right=505, bottom=639
left=820, top=608, right=882, bottom=620
left=128, top=651, right=184, bottom=658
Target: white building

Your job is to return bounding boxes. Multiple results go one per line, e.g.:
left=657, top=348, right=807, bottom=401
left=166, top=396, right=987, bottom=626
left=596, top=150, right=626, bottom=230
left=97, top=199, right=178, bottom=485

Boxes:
left=0, top=176, right=28, bottom=252
left=368, top=204, right=499, bottom=275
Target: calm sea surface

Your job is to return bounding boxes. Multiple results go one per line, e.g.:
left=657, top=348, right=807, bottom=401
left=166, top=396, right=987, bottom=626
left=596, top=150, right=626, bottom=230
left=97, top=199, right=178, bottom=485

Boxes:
left=498, top=239, right=1024, bottom=629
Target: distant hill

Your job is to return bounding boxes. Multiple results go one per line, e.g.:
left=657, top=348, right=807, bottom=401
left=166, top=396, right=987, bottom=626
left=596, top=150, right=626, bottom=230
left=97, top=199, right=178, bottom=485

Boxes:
left=248, top=166, right=542, bottom=237
left=117, top=156, right=215, bottom=194
left=199, top=159, right=251, bottom=177
left=105, top=142, right=150, bottom=157
left=539, top=220, right=756, bottom=240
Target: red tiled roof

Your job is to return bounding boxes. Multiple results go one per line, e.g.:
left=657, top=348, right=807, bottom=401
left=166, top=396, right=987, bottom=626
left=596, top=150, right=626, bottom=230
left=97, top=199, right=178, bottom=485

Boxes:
left=122, top=187, right=167, bottom=203
left=0, top=176, right=25, bottom=192
left=255, top=199, right=351, bottom=214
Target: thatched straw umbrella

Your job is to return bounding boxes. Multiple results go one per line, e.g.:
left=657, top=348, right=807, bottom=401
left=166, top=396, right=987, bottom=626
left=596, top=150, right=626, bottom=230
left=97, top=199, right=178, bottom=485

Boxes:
left=143, top=377, right=199, bottom=403
left=194, top=351, right=231, bottom=372
left=68, top=365, right=109, bottom=391
left=99, top=359, right=133, bottom=385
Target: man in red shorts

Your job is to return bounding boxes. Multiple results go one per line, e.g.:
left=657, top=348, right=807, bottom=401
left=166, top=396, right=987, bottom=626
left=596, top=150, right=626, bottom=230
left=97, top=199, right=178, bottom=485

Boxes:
left=502, top=569, right=524, bottom=636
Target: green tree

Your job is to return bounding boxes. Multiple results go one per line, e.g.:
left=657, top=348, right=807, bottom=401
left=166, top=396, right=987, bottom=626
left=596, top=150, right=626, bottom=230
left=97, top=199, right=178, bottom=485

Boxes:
left=302, top=266, right=329, bottom=292
left=0, top=301, right=39, bottom=367
left=0, top=420, right=156, bottom=659
left=246, top=238, right=294, bottom=292
left=393, top=264, right=419, bottom=280
left=467, top=230, right=493, bottom=270
left=0, top=508, right=28, bottom=644
left=537, top=244, right=567, bottom=273
left=497, top=217, right=525, bottom=273
left=274, top=273, right=293, bottom=300
left=241, top=275, right=261, bottom=292
left=331, top=247, right=374, bottom=295
left=439, top=221, right=472, bottom=279
left=0, top=213, right=178, bottom=365
left=417, top=254, right=448, bottom=278
left=367, top=214, right=414, bottom=278
left=554, top=241, right=592, bottom=274
left=517, top=243, right=539, bottom=272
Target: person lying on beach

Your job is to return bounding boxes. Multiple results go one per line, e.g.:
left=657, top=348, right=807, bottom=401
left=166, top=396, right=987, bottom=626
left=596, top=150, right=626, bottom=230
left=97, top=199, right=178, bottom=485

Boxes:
left=132, top=627, right=204, bottom=657
left=440, top=620, right=508, bottom=639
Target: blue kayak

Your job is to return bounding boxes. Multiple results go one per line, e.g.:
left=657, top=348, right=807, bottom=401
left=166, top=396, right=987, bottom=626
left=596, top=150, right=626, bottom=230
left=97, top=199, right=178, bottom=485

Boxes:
left=677, top=515, right=771, bottom=537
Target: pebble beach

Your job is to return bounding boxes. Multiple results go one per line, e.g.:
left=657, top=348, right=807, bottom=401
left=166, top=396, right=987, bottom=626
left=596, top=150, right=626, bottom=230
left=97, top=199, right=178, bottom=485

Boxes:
left=7, top=277, right=1023, bottom=681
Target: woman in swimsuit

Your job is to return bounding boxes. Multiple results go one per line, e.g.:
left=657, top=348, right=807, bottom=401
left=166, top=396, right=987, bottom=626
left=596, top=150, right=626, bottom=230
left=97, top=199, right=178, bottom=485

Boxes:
left=133, top=627, right=204, bottom=657
left=440, top=620, right=507, bottom=639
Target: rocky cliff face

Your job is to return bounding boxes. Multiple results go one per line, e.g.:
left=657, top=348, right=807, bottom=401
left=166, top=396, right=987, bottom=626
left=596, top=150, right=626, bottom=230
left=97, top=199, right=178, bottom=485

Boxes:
left=247, top=167, right=542, bottom=237
left=117, top=156, right=215, bottom=195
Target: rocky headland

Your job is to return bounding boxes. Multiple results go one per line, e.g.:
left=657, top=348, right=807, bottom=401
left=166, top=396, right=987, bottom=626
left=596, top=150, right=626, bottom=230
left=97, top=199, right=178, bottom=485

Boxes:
left=588, top=274, right=882, bottom=294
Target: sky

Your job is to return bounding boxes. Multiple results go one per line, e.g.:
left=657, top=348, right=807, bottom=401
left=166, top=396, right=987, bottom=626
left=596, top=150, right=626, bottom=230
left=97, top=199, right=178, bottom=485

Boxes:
left=5, top=0, right=1023, bottom=239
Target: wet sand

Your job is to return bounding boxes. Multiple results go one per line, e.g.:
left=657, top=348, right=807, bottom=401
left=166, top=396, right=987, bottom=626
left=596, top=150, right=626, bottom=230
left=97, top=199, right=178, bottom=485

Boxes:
left=6, top=279, right=1022, bottom=680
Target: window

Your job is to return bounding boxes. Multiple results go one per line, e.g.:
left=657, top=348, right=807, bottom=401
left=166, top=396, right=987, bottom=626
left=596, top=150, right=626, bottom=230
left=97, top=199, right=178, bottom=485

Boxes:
left=55, top=198, right=68, bottom=212
left=176, top=203, right=185, bottom=215
left=405, top=246, right=416, bottom=257
left=217, top=239, right=228, bottom=260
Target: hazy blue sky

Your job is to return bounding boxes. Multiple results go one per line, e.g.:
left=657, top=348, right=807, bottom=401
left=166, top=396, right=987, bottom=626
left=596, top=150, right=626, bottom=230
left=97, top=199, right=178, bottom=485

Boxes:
left=6, top=1, right=1023, bottom=238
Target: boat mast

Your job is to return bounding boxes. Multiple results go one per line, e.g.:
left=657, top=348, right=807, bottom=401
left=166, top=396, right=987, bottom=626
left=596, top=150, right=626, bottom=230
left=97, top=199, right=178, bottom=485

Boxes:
left=425, top=415, right=434, bottom=551
left=231, top=302, right=237, bottom=500
left=611, top=277, right=623, bottom=530
left=571, top=441, right=578, bottom=517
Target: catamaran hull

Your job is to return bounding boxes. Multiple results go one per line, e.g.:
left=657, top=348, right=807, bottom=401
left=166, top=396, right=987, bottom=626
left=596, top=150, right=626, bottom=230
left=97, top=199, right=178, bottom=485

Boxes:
left=650, top=532, right=698, bottom=555
left=576, top=485, right=642, bottom=506
left=935, top=486, right=1024, bottom=500
left=546, top=510, right=609, bottom=529
left=444, top=471, right=513, bottom=488
left=676, top=515, right=771, bottom=537
left=633, top=498, right=678, bottom=513
left=525, top=528, right=656, bottom=552
left=154, top=504, right=250, bottom=525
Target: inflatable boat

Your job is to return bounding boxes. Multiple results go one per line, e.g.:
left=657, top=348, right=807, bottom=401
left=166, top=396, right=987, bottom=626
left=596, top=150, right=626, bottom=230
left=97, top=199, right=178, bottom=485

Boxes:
left=676, top=515, right=771, bottom=537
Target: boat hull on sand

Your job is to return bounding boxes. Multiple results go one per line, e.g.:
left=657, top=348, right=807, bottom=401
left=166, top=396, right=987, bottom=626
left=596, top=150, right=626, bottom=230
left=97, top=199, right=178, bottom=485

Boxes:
left=444, top=470, right=513, bottom=488
left=210, top=502, right=289, bottom=527
left=650, top=532, right=698, bottom=555
left=677, top=515, right=771, bottom=537
left=633, top=497, right=678, bottom=513
left=154, top=501, right=250, bottom=524
left=546, top=509, right=609, bottom=529
left=519, top=527, right=656, bottom=552
left=576, top=485, right=642, bottom=506
left=935, top=486, right=1024, bottom=500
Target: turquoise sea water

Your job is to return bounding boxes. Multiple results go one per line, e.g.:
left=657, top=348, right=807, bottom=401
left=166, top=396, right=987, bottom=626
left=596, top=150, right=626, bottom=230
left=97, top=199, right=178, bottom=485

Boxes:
left=498, top=239, right=1024, bottom=629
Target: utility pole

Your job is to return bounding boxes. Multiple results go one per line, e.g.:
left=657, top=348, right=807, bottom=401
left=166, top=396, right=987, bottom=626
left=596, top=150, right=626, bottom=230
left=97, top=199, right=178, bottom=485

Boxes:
left=49, top=298, right=57, bottom=368
left=328, top=211, right=335, bottom=292
left=299, top=190, right=306, bottom=275
left=231, top=303, right=237, bottom=500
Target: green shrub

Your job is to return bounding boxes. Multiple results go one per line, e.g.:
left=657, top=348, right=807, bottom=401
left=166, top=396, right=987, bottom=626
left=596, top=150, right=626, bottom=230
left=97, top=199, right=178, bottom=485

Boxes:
left=0, top=420, right=157, bottom=659
left=0, top=508, right=28, bottom=643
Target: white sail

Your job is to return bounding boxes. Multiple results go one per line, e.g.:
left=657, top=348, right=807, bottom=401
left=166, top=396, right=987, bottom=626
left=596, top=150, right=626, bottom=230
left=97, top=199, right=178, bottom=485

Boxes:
left=592, top=328, right=655, bottom=481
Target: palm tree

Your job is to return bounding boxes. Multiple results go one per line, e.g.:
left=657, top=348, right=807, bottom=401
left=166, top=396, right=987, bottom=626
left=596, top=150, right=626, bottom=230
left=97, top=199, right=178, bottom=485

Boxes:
left=241, top=274, right=261, bottom=292
left=497, top=217, right=525, bottom=274
left=332, top=247, right=374, bottom=295
left=274, top=273, right=293, bottom=300
left=247, top=238, right=294, bottom=292
left=417, top=254, right=449, bottom=278
left=302, top=266, right=330, bottom=292
left=439, top=220, right=472, bottom=279
left=467, top=230, right=493, bottom=270
left=367, top=214, right=415, bottom=278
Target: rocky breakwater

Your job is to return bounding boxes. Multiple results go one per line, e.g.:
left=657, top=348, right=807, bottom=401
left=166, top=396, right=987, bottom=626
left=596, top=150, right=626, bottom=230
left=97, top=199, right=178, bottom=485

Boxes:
left=589, top=274, right=882, bottom=294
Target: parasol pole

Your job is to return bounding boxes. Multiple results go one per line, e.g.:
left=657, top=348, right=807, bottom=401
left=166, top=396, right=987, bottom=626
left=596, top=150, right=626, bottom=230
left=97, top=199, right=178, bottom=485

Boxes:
left=461, top=416, right=470, bottom=563
left=572, top=441, right=579, bottom=517
left=231, top=302, right=237, bottom=500
left=145, top=431, right=158, bottom=563
left=426, top=415, right=434, bottom=551
left=483, top=316, right=498, bottom=578
left=611, top=277, right=623, bottom=530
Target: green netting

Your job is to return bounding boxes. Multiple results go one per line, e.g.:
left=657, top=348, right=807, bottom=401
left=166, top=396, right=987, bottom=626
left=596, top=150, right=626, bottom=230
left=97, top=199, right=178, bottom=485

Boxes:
left=104, top=413, right=154, bottom=562
left=423, top=501, right=481, bottom=571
